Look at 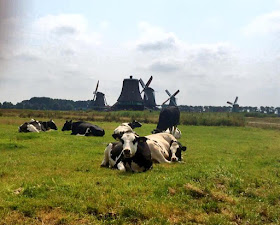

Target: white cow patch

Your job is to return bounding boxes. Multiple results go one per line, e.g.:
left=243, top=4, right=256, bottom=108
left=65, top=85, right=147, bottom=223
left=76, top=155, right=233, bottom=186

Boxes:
left=165, top=127, right=181, bottom=139
left=27, top=124, right=40, bottom=133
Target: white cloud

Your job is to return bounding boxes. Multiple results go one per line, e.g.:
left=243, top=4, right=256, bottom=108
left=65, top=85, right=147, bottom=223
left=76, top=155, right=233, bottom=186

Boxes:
left=33, top=14, right=102, bottom=46
left=243, top=11, right=280, bottom=36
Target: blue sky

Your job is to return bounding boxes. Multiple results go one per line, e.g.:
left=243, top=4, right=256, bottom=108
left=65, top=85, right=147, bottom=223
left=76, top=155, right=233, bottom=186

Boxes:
left=0, top=0, right=280, bottom=106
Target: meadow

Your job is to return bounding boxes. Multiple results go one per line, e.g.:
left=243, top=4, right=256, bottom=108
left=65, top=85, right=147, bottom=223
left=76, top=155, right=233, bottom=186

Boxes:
left=0, top=110, right=280, bottom=224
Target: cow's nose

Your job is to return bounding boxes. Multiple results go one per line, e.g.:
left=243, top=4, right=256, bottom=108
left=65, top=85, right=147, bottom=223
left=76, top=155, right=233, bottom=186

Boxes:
left=171, top=157, right=177, bottom=162
left=123, top=149, right=130, bottom=155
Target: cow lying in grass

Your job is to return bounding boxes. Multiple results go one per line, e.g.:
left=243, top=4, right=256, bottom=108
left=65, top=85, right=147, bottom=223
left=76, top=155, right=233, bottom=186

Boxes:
left=101, top=132, right=153, bottom=172
left=62, top=120, right=105, bottom=136
left=146, top=133, right=186, bottom=163
left=18, top=119, right=57, bottom=133
left=112, top=120, right=142, bottom=140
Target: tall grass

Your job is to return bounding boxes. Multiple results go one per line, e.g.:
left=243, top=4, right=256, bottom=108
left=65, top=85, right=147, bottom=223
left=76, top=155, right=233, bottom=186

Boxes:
left=181, top=113, right=245, bottom=126
left=0, top=109, right=246, bottom=127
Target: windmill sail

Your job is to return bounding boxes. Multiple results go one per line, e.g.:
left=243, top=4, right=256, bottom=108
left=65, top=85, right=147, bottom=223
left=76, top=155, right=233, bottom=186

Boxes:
left=162, top=90, right=179, bottom=106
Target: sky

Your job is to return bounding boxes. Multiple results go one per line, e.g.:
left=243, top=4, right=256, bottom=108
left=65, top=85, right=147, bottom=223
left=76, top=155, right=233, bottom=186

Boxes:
left=0, top=0, right=279, bottom=107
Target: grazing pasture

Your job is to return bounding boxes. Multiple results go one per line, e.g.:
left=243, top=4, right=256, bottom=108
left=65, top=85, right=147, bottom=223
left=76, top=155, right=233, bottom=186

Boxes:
left=0, top=114, right=280, bottom=224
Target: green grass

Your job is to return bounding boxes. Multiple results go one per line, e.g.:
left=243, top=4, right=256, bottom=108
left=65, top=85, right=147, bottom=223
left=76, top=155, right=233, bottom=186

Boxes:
left=0, top=115, right=280, bottom=224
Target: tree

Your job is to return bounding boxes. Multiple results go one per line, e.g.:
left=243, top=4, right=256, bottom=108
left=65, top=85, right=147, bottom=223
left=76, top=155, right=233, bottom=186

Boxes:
left=2, top=102, right=14, bottom=109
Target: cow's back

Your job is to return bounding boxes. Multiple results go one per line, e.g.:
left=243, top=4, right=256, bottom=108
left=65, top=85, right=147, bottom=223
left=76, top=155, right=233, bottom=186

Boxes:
left=72, top=121, right=105, bottom=136
left=157, top=106, right=180, bottom=131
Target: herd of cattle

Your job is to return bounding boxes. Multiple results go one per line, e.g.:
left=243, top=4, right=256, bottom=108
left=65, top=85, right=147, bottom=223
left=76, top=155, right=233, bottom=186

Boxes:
left=18, top=106, right=187, bottom=172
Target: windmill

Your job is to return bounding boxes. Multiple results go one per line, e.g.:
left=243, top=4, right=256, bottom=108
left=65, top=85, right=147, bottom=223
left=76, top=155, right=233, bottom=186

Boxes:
left=112, top=76, right=144, bottom=110
left=162, top=89, right=180, bottom=106
left=139, top=76, right=158, bottom=110
left=227, top=96, right=239, bottom=112
left=91, top=80, right=108, bottom=110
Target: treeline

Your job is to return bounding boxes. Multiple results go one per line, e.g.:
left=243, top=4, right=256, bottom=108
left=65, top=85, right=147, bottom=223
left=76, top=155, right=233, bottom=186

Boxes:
left=0, top=97, right=279, bottom=115
left=0, top=97, right=92, bottom=111
left=179, top=105, right=280, bottom=115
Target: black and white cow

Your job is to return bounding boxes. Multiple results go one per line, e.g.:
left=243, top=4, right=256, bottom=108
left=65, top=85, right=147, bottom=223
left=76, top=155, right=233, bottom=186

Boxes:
left=152, top=106, right=180, bottom=134
left=39, top=120, right=58, bottom=131
left=62, top=120, right=105, bottom=136
left=112, top=120, right=142, bottom=140
left=146, top=133, right=187, bottom=163
left=101, top=132, right=153, bottom=172
left=18, top=119, right=57, bottom=133
left=164, top=127, right=182, bottom=139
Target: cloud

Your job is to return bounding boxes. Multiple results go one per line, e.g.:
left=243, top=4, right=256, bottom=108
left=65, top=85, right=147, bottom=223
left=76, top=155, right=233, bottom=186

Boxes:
left=34, top=14, right=87, bottom=33
left=149, top=60, right=182, bottom=72
left=33, top=14, right=102, bottom=45
left=137, top=36, right=177, bottom=51
left=243, top=11, right=280, bottom=36
left=132, top=22, right=236, bottom=75
left=52, top=26, right=78, bottom=36
left=13, top=53, right=40, bottom=61
left=132, top=22, right=181, bottom=52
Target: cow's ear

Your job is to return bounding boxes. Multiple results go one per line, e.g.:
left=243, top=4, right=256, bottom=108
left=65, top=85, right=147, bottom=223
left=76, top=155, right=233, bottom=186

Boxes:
left=112, top=133, right=120, bottom=141
left=181, top=146, right=187, bottom=151
left=137, top=137, right=147, bottom=143
left=69, top=120, right=72, bottom=123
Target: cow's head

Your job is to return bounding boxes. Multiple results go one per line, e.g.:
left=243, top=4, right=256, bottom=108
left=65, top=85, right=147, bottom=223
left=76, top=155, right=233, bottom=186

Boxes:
left=62, top=120, right=72, bottom=131
left=47, top=120, right=57, bottom=130
left=119, top=132, right=147, bottom=158
left=168, top=140, right=187, bottom=162
left=128, top=120, right=142, bottom=129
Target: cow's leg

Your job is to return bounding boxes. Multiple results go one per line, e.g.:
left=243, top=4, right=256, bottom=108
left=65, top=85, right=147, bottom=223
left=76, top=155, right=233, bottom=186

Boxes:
left=100, top=143, right=111, bottom=167
left=153, top=152, right=171, bottom=163
left=117, top=162, right=126, bottom=171
left=150, top=144, right=171, bottom=164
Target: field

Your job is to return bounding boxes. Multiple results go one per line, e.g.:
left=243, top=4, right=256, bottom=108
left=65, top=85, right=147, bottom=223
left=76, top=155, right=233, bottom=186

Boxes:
left=0, top=111, right=280, bottom=224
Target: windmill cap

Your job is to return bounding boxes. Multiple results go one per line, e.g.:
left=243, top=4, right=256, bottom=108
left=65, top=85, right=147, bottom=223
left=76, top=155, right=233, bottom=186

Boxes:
left=130, top=75, right=133, bottom=79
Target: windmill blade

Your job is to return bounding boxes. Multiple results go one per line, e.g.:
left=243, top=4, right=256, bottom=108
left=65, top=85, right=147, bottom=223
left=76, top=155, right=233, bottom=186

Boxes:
left=139, top=78, right=145, bottom=89
left=140, top=76, right=153, bottom=94
left=145, top=76, right=153, bottom=88
left=104, top=95, right=108, bottom=106
left=172, top=90, right=180, bottom=97
left=234, top=96, right=238, bottom=104
left=162, top=90, right=180, bottom=105
left=162, top=97, right=170, bottom=105
left=93, top=80, right=99, bottom=94
left=165, top=90, right=171, bottom=96
left=227, top=101, right=233, bottom=105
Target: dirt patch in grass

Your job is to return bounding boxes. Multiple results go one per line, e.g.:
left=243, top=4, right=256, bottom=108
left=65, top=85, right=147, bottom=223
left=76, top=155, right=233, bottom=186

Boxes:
left=0, top=208, right=95, bottom=225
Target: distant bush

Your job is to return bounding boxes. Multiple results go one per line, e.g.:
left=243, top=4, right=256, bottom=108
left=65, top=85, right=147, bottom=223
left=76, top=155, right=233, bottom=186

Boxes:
left=181, top=113, right=245, bottom=127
